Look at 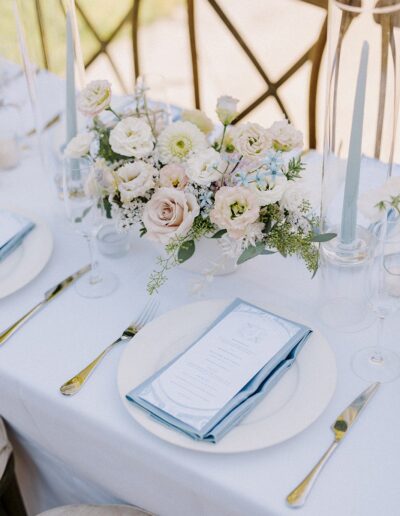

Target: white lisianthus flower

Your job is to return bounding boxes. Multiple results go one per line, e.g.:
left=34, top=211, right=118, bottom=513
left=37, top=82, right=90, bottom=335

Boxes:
left=210, top=186, right=260, bottom=239
left=93, top=158, right=116, bottom=193
left=159, top=163, right=188, bottom=189
left=233, top=123, right=272, bottom=158
left=280, top=181, right=312, bottom=213
left=64, top=132, right=94, bottom=158
left=186, top=148, right=224, bottom=186
left=142, top=187, right=199, bottom=244
left=216, top=95, right=239, bottom=125
left=266, top=120, right=303, bottom=152
left=117, top=161, right=155, bottom=202
left=250, top=174, right=288, bottom=206
left=109, top=117, right=154, bottom=158
left=157, top=121, right=207, bottom=164
left=77, top=80, right=112, bottom=116
left=181, top=109, right=214, bottom=135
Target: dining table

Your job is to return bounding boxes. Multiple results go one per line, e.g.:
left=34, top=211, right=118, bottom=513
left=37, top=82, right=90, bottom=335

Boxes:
left=0, top=67, right=400, bottom=516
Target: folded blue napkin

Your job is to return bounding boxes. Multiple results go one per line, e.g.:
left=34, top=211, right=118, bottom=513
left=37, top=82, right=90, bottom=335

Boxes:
left=126, top=299, right=312, bottom=443
left=0, top=210, right=35, bottom=262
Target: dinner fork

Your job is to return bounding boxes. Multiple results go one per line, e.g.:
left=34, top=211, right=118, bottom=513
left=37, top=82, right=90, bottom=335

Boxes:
left=60, top=298, right=159, bottom=396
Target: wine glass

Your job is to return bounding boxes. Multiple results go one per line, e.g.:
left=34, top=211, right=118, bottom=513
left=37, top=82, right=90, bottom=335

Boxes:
left=62, top=157, right=118, bottom=298
left=352, top=216, right=400, bottom=382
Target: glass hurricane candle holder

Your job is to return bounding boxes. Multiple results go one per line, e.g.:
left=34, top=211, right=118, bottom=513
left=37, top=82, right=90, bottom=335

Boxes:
left=322, top=0, right=400, bottom=264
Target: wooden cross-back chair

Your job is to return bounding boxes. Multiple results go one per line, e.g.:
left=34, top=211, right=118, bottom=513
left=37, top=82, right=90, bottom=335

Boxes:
left=35, top=0, right=328, bottom=148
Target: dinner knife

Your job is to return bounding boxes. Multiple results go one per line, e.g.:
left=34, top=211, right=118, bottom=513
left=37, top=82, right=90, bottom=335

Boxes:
left=0, top=264, right=90, bottom=346
left=286, top=382, right=380, bottom=508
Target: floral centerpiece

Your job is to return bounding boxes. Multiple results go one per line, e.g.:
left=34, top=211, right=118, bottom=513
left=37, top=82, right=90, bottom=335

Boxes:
left=65, top=80, right=333, bottom=294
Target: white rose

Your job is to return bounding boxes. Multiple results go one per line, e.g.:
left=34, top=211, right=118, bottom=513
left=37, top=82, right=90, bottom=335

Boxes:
left=233, top=123, right=272, bottom=158
left=117, top=161, right=155, bottom=202
left=280, top=181, right=312, bottom=213
left=181, top=109, right=214, bottom=135
left=216, top=95, right=239, bottom=125
left=266, top=120, right=303, bottom=152
left=64, top=132, right=94, bottom=158
left=77, top=80, right=111, bottom=116
left=250, top=174, right=288, bottom=206
left=142, top=187, right=199, bottom=244
left=185, top=148, right=224, bottom=186
left=109, top=117, right=154, bottom=158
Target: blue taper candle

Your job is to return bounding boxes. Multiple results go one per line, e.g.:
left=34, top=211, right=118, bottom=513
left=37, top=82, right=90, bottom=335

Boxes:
left=66, top=11, right=77, bottom=144
left=340, top=41, right=369, bottom=245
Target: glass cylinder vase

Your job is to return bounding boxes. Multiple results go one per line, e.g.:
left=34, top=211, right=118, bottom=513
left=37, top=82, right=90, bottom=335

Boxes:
left=319, top=0, right=400, bottom=329
left=322, top=0, right=400, bottom=263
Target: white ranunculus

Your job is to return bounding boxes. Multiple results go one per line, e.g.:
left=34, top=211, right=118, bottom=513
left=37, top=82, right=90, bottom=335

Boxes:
left=266, top=120, right=303, bottom=152
left=280, top=181, right=311, bottom=213
left=142, top=187, right=199, bottom=244
left=181, top=109, right=214, bottom=135
left=185, top=148, right=224, bottom=186
left=117, top=161, right=155, bottom=202
left=216, top=95, right=239, bottom=125
left=77, top=80, right=112, bottom=116
left=250, top=175, right=288, bottom=206
left=233, top=123, right=272, bottom=158
left=64, top=132, right=94, bottom=158
left=157, top=121, right=207, bottom=164
left=109, top=117, right=154, bottom=158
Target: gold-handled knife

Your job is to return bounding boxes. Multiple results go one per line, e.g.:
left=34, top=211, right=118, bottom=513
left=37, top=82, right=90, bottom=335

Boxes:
left=0, top=264, right=91, bottom=346
left=286, top=382, right=380, bottom=508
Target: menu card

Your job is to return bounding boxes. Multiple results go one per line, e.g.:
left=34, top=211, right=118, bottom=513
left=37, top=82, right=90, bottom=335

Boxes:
left=127, top=299, right=312, bottom=442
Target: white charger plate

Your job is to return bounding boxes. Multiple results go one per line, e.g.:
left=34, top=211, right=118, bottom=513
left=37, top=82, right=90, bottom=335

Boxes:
left=0, top=211, right=53, bottom=298
left=118, top=299, right=337, bottom=453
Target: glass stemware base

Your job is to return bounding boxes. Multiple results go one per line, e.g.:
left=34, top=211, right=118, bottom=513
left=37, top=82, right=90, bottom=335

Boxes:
left=352, top=346, right=400, bottom=383
left=75, top=268, right=118, bottom=298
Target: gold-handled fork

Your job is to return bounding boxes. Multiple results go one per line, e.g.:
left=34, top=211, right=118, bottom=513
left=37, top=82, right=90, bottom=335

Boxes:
left=60, top=298, right=159, bottom=396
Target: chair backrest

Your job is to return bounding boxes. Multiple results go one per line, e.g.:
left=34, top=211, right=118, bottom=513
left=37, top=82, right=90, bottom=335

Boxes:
left=38, top=504, right=152, bottom=516
left=0, top=418, right=12, bottom=481
left=33, top=0, right=328, bottom=148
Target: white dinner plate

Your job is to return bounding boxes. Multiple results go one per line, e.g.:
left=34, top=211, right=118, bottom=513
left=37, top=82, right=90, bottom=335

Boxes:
left=118, top=299, right=337, bottom=453
left=0, top=211, right=53, bottom=299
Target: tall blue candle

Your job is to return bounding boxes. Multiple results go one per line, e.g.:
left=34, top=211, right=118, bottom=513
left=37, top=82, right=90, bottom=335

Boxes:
left=340, top=41, right=369, bottom=245
left=66, top=11, right=77, bottom=144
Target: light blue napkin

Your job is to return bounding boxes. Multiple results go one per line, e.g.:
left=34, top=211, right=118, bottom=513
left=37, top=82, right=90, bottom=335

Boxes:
left=0, top=210, right=35, bottom=262
left=126, top=299, right=312, bottom=443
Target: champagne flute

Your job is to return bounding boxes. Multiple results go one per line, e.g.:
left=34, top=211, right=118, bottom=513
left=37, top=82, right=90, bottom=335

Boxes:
left=62, top=157, right=118, bottom=298
left=352, top=216, right=400, bottom=382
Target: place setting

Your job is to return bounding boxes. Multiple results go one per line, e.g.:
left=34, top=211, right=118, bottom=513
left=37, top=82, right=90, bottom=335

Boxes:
left=1, top=1, right=400, bottom=515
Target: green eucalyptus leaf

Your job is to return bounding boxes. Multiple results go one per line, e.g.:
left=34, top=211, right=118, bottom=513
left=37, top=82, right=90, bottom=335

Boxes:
left=310, top=232, right=337, bottom=243
left=237, top=242, right=274, bottom=265
left=211, top=229, right=227, bottom=239
left=178, top=240, right=195, bottom=263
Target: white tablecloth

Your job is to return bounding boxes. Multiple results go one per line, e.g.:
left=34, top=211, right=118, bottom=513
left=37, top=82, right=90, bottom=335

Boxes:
left=1, top=74, right=400, bottom=516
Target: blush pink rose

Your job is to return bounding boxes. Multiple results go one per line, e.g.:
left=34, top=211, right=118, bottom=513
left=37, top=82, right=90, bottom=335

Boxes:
left=210, top=186, right=260, bottom=239
left=143, top=187, right=199, bottom=244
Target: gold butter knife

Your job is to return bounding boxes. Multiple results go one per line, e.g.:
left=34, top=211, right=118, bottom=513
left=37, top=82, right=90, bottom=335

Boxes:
left=0, top=264, right=90, bottom=346
left=286, top=382, right=380, bottom=508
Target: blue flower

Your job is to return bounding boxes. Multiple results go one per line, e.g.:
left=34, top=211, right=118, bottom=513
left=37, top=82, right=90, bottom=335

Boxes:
left=199, top=190, right=214, bottom=209
left=235, top=169, right=250, bottom=187
left=263, top=150, right=284, bottom=175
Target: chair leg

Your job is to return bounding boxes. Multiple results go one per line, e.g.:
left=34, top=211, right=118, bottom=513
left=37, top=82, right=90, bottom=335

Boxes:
left=0, top=457, right=27, bottom=516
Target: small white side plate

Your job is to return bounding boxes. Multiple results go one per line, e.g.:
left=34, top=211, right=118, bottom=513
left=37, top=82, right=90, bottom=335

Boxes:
left=118, top=299, right=337, bottom=454
left=0, top=211, right=53, bottom=298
